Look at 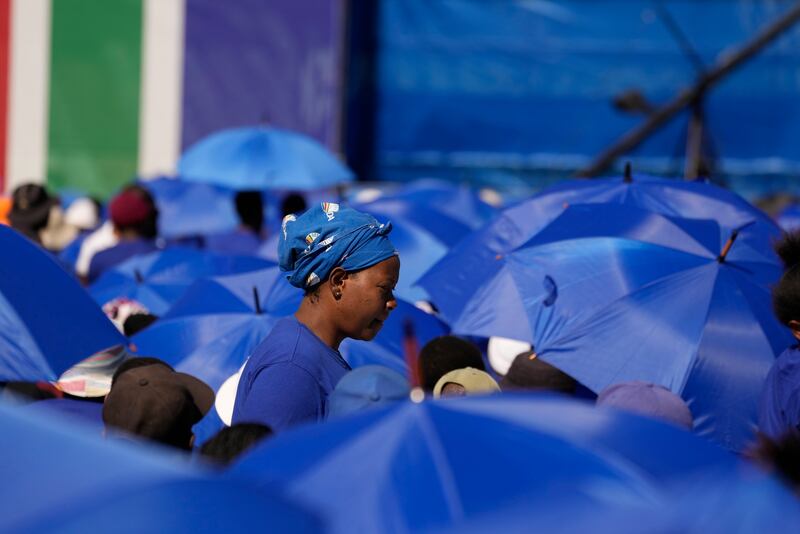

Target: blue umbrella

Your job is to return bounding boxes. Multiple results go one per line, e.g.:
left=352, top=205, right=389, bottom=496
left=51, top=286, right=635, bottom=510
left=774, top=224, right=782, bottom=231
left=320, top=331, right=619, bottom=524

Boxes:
left=0, top=225, right=125, bottom=381
left=422, top=203, right=791, bottom=451
left=448, top=467, right=800, bottom=534
left=179, top=126, right=354, bottom=191
left=89, top=248, right=273, bottom=315
left=132, top=267, right=300, bottom=390
left=351, top=179, right=499, bottom=244
left=428, top=175, right=780, bottom=291
left=229, top=393, right=735, bottom=533
left=131, top=267, right=300, bottom=444
left=776, top=203, right=800, bottom=232
left=0, top=402, right=320, bottom=532
left=139, top=177, right=239, bottom=238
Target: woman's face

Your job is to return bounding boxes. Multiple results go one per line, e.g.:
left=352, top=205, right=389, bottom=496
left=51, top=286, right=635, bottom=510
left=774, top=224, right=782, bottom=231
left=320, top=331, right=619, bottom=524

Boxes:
left=338, top=255, right=400, bottom=341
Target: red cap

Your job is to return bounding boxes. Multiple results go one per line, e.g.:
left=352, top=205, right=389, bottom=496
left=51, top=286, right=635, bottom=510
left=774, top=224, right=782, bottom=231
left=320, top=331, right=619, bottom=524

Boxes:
left=109, top=190, right=154, bottom=227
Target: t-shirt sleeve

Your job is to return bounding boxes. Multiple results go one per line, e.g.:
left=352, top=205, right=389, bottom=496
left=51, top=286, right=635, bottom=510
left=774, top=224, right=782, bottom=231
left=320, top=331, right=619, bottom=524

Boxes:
left=233, top=362, right=322, bottom=432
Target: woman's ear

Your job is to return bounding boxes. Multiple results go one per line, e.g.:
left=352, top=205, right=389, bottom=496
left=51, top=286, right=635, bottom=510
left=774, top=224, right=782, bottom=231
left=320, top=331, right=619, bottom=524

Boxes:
left=789, top=320, right=800, bottom=341
left=328, top=267, right=347, bottom=300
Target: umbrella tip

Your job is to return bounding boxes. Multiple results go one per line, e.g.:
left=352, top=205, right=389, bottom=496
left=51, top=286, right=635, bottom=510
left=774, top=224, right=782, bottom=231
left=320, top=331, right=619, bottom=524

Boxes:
left=134, top=269, right=144, bottom=284
left=717, top=230, right=740, bottom=263
left=252, top=286, right=262, bottom=315
left=623, top=162, right=633, bottom=183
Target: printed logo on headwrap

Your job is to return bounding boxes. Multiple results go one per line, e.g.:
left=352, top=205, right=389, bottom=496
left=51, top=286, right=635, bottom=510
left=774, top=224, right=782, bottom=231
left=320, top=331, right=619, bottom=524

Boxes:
left=305, top=232, right=320, bottom=245
left=321, top=202, right=339, bottom=221
left=306, top=272, right=320, bottom=287
left=282, top=214, right=297, bottom=239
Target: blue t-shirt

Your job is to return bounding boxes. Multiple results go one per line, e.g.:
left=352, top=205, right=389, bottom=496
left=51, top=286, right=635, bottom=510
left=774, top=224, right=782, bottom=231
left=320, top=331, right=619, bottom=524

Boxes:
left=232, top=317, right=351, bottom=432
left=87, top=238, right=159, bottom=283
left=759, top=345, right=800, bottom=439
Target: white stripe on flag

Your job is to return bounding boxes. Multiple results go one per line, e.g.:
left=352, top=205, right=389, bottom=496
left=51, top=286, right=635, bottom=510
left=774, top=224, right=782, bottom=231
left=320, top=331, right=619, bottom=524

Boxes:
left=5, top=0, right=51, bottom=192
left=137, top=0, right=185, bottom=179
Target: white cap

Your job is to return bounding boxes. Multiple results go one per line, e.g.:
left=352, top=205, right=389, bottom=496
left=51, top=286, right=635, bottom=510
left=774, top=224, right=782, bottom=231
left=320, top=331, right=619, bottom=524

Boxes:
left=488, top=336, right=532, bottom=376
left=64, top=197, right=99, bottom=230
left=215, top=361, right=247, bottom=426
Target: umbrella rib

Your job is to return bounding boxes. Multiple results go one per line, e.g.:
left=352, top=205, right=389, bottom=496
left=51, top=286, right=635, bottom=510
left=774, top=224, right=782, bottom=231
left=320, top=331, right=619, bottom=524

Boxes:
left=417, top=407, right=465, bottom=522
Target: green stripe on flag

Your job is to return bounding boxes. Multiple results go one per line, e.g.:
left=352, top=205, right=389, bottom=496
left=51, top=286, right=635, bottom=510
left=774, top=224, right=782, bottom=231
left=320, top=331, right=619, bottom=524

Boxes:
left=48, top=0, right=143, bottom=199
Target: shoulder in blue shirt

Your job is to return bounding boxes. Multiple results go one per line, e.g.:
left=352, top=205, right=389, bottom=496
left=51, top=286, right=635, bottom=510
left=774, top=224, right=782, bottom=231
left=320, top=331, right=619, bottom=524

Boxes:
left=759, top=345, right=800, bottom=439
left=232, top=317, right=351, bottom=432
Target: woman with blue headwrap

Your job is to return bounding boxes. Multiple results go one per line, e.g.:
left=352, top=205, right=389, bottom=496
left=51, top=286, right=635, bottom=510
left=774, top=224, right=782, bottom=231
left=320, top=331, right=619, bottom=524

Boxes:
left=232, top=202, right=399, bottom=431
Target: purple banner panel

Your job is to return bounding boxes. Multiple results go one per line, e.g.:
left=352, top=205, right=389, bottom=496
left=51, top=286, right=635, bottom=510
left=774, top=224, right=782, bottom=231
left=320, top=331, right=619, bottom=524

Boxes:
left=182, top=0, right=346, bottom=151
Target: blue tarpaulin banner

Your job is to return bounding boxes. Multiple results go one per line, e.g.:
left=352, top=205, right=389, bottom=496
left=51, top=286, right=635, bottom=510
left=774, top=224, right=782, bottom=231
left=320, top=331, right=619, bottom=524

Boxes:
left=372, top=1, right=800, bottom=187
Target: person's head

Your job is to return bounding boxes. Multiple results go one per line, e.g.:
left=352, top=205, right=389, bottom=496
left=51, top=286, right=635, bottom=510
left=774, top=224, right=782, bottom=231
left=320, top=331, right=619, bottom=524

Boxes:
left=749, top=431, right=800, bottom=495
left=9, top=183, right=57, bottom=243
left=279, top=202, right=399, bottom=348
left=433, top=367, right=500, bottom=398
left=199, top=423, right=273, bottom=465
left=328, top=365, right=410, bottom=418
left=104, top=360, right=213, bottom=450
left=108, top=185, right=158, bottom=239
left=773, top=231, right=800, bottom=340
left=500, top=351, right=578, bottom=395
left=419, top=336, right=485, bottom=392
left=234, top=190, right=264, bottom=234
left=280, top=192, right=307, bottom=218
left=64, top=196, right=102, bottom=231
left=122, top=313, right=159, bottom=336
left=596, top=381, right=693, bottom=430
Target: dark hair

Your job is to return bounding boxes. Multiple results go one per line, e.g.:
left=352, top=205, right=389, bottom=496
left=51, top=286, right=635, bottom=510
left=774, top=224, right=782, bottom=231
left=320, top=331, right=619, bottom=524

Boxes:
left=280, top=193, right=307, bottom=218
left=749, top=431, right=800, bottom=493
left=122, top=313, right=159, bottom=337
left=772, top=231, right=800, bottom=326
left=419, top=335, right=485, bottom=391
left=200, top=423, right=273, bottom=465
left=500, top=351, right=578, bottom=394
left=110, top=357, right=172, bottom=388
left=235, top=190, right=264, bottom=234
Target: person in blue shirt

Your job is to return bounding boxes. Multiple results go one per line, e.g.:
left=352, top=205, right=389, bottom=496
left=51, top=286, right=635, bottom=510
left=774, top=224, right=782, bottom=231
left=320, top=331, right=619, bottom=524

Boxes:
left=232, top=202, right=400, bottom=431
left=759, top=231, right=800, bottom=439
left=204, top=190, right=265, bottom=255
left=87, top=185, right=160, bottom=283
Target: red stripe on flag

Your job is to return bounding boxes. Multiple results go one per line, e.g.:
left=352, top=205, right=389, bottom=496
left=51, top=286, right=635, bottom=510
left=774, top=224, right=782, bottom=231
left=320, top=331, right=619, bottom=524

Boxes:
left=0, top=0, right=10, bottom=193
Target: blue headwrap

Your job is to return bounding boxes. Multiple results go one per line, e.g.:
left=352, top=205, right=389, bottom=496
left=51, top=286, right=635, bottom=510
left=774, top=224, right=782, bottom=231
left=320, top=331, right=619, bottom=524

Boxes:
left=279, top=202, right=397, bottom=289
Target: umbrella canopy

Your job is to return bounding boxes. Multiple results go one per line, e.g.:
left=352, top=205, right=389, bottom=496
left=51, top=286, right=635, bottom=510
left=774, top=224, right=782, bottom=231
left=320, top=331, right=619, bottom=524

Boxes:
left=0, top=225, right=125, bottom=381
left=351, top=179, right=499, bottom=243
left=139, top=177, right=239, bottom=239
left=132, top=267, right=300, bottom=390
left=421, top=203, right=791, bottom=451
left=428, top=175, right=780, bottom=291
left=229, top=393, right=735, bottom=533
left=89, top=248, right=273, bottom=315
left=0, top=402, right=320, bottom=532
left=178, top=126, right=354, bottom=191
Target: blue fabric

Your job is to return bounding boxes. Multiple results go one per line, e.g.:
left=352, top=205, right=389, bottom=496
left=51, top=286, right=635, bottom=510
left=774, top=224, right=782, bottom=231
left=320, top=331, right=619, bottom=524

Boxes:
left=327, top=365, right=409, bottom=418
left=140, top=177, right=239, bottom=239
left=232, top=317, right=351, bottom=431
left=759, top=345, right=800, bottom=439
left=204, top=229, right=262, bottom=255
left=0, top=226, right=125, bottom=381
left=229, top=393, right=736, bottom=533
left=21, top=398, right=104, bottom=430
left=179, top=126, right=354, bottom=191
left=87, top=239, right=160, bottom=284
left=0, top=402, right=320, bottom=532
left=420, top=202, right=792, bottom=452
left=279, top=202, right=397, bottom=289
left=89, top=247, right=273, bottom=315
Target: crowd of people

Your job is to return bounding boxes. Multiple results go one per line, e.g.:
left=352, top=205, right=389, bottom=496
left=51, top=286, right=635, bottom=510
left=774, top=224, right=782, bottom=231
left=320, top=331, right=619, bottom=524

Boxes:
left=2, top=177, right=800, bottom=503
